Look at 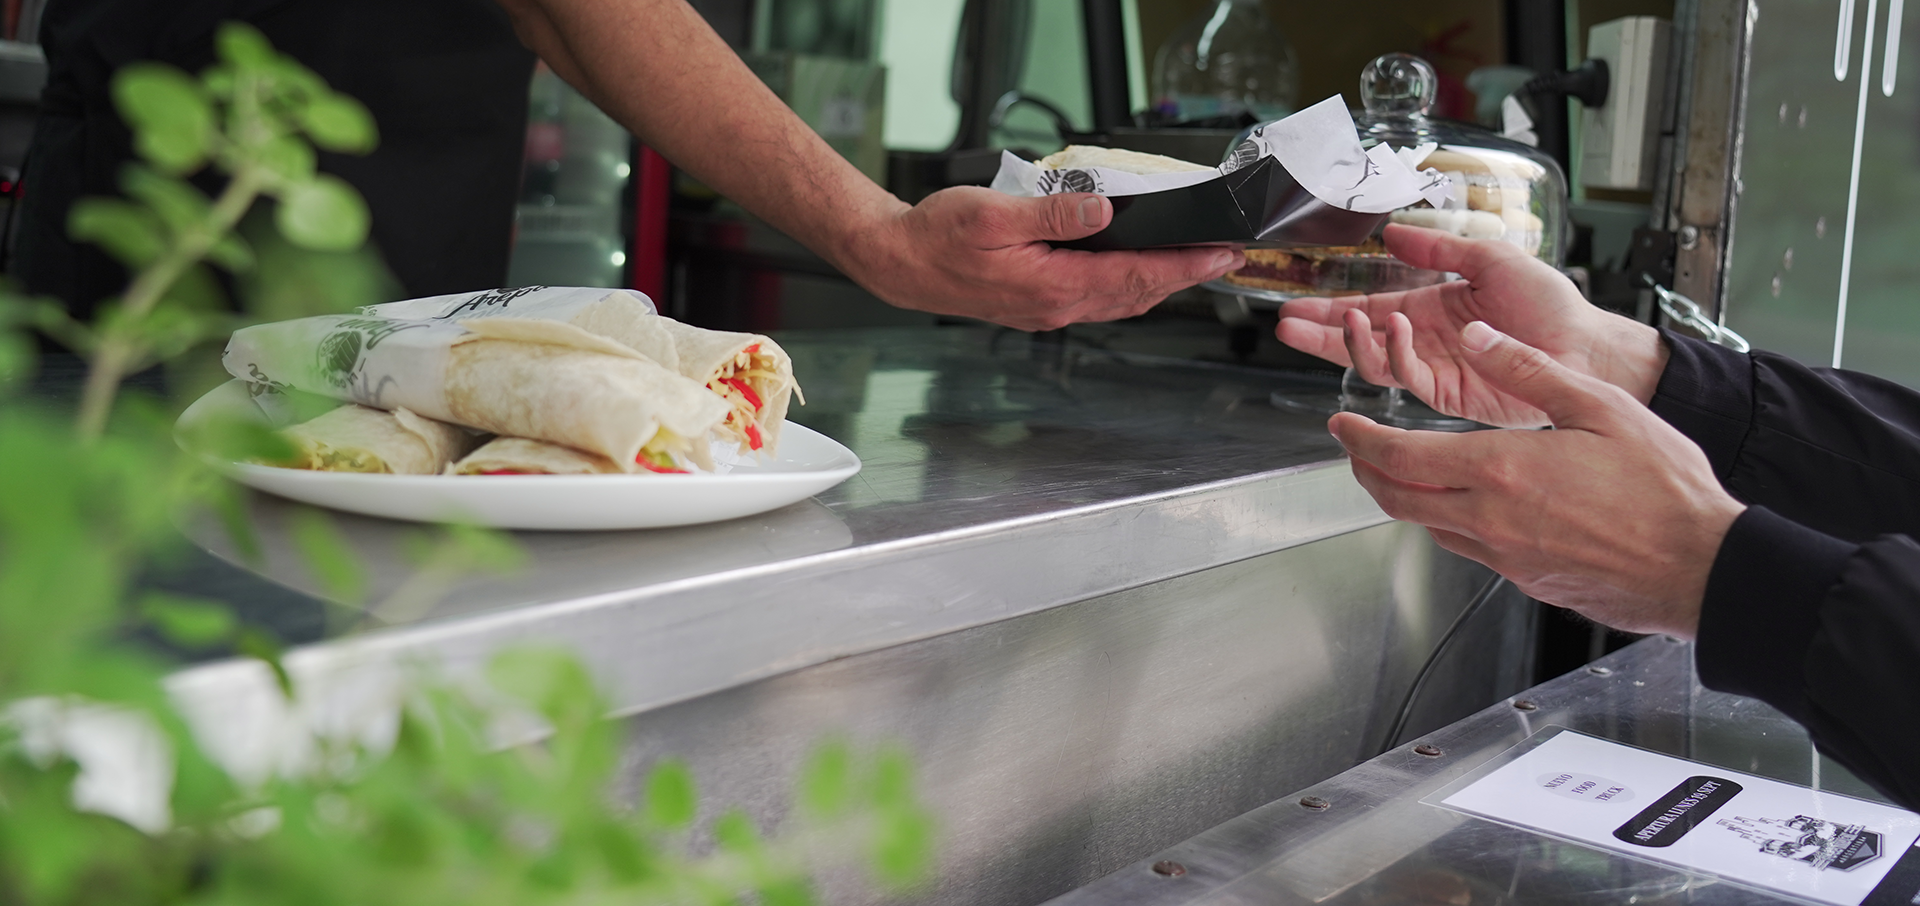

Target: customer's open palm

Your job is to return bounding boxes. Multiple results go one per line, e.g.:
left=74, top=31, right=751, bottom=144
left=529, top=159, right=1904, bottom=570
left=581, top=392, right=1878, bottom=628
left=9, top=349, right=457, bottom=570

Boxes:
left=1276, top=225, right=1615, bottom=427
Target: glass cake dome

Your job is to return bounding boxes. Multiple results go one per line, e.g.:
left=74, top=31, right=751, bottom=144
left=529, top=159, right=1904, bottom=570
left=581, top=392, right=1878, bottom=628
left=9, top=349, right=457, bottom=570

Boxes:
left=1215, top=52, right=1568, bottom=301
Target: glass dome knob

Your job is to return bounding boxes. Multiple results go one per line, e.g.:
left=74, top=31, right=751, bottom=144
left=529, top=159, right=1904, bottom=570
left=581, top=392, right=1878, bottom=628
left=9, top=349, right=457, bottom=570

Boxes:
left=1360, top=53, right=1437, bottom=117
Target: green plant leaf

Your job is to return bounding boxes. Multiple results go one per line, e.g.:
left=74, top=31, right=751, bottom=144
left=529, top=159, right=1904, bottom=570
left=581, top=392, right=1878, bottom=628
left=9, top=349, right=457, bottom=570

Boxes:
left=797, top=738, right=852, bottom=818
left=201, top=64, right=236, bottom=98
left=139, top=591, right=238, bottom=647
left=288, top=508, right=367, bottom=604
left=712, top=809, right=761, bottom=854
left=235, top=627, right=293, bottom=698
left=0, top=328, right=35, bottom=394
left=111, top=64, right=212, bottom=173
left=760, top=877, right=815, bottom=906
left=118, top=164, right=210, bottom=237
left=644, top=759, right=698, bottom=829
left=870, top=745, right=915, bottom=810
left=179, top=409, right=295, bottom=464
left=215, top=22, right=275, bottom=69
left=258, top=135, right=317, bottom=186
left=300, top=93, right=378, bottom=154
left=25, top=298, right=96, bottom=354
left=485, top=647, right=597, bottom=726
left=68, top=198, right=166, bottom=267
left=871, top=805, right=936, bottom=888
left=275, top=174, right=369, bottom=251
left=207, top=233, right=255, bottom=272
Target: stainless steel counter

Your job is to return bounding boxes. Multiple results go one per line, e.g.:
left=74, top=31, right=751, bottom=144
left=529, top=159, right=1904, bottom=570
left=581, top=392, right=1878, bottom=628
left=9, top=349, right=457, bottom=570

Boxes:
left=179, top=326, right=1384, bottom=717
left=172, top=325, right=1540, bottom=906
left=1044, top=637, right=1889, bottom=906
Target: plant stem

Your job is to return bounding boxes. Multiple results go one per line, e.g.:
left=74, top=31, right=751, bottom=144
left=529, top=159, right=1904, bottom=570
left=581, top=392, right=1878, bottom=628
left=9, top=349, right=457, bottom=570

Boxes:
left=74, top=168, right=264, bottom=441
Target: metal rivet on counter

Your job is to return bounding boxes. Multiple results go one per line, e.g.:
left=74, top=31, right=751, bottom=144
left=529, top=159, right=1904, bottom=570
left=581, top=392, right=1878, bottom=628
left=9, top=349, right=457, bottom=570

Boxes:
left=1778, top=101, right=1788, bottom=123
left=1299, top=795, right=1331, bottom=811
left=1817, top=217, right=1828, bottom=238
left=1678, top=225, right=1700, bottom=250
left=1413, top=744, right=1443, bottom=757
left=1151, top=861, right=1187, bottom=878
left=1798, top=106, right=1808, bottom=128
left=1512, top=699, right=1539, bottom=711
left=1783, top=247, right=1794, bottom=270
left=1771, top=274, right=1782, bottom=297
left=1587, top=665, right=1613, bottom=676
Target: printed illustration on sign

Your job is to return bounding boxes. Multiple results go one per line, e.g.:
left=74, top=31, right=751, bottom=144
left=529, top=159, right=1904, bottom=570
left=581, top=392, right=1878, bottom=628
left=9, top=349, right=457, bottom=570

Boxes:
left=1717, top=815, right=1885, bottom=872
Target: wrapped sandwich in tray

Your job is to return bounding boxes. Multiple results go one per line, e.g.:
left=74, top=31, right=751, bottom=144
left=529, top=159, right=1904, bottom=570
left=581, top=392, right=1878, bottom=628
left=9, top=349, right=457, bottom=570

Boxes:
left=279, top=404, right=477, bottom=474
left=224, top=314, right=729, bottom=473
left=1036, top=146, right=1215, bottom=176
left=361, top=287, right=800, bottom=455
left=447, top=437, right=631, bottom=476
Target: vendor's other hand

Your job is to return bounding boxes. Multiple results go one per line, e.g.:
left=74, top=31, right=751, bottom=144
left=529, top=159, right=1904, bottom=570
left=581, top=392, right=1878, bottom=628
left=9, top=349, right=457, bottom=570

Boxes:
left=1277, top=224, right=1665, bottom=427
left=1331, top=321, right=1744, bottom=638
left=848, top=187, right=1244, bottom=331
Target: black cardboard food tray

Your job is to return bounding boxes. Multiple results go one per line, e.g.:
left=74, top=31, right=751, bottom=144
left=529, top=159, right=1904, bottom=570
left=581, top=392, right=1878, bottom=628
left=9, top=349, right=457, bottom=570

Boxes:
left=1053, top=156, right=1389, bottom=252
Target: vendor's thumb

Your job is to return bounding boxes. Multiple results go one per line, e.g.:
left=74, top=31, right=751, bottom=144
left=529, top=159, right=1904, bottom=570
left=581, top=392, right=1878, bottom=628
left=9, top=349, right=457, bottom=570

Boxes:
left=1014, top=193, right=1110, bottom=242
left=1459, top=321, right=1614, bottom=428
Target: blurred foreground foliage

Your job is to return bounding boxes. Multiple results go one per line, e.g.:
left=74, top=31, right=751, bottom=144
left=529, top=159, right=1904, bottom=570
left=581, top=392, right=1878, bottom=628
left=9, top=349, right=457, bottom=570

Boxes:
left=0, top=24, right=932, bottom=905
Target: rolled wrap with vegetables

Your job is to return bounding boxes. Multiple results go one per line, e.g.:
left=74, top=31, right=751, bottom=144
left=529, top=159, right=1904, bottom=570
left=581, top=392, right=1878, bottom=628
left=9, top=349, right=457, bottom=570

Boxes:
left=360, top=287, right=799, bottom=455
left=280, top=404, right=476, bottom=474
left=223, top=314, right=729, bottom=472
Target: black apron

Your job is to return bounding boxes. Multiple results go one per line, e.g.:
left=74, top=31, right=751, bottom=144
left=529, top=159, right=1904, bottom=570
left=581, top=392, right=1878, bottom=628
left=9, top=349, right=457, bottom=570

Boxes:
left=16, top=0, right=536, bottom=319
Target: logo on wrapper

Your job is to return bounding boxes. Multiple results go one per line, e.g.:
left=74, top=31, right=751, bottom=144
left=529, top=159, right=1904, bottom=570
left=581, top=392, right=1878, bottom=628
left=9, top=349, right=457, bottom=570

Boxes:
left=434, top=285, right=548, bottom=319
left=1612, top=775, right=1743, bottom=847
left=314, top=318, right=430, bottom=403
left=1036, top=168, right=1101, bottom=196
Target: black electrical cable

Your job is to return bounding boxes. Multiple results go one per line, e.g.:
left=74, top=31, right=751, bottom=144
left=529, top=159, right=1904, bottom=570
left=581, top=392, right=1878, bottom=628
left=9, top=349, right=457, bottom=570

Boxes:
left=1378, top=572, right=1510, bottom=756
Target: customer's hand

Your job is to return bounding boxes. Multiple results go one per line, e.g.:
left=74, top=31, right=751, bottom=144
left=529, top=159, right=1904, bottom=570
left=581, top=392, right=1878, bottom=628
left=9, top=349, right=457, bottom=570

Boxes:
left=1331, top=321, right=1745, bottom=637
left=1277, top=225, right=1665, bottom=427
left=844, top=187, right=1245, bottom=331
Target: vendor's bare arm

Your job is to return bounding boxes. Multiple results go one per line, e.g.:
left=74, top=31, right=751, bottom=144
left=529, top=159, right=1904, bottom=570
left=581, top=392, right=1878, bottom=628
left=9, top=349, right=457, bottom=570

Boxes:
left=492, top=0, right=1244, bottom=329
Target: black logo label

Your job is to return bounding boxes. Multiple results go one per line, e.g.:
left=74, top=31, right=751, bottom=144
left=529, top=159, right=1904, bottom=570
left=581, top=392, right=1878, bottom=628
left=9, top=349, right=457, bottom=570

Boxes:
left=1612, top=776, right=1743, bottom=847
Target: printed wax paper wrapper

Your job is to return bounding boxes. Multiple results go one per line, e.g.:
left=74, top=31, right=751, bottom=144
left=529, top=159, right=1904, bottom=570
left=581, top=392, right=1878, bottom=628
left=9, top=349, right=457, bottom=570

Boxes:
left=357, top=285, right=657, bottom=322
left=228, top=287, right=657, bottom=425
left=219, top=299, right=742, bottom=472
left=990, top=96, right=1452, bottom=250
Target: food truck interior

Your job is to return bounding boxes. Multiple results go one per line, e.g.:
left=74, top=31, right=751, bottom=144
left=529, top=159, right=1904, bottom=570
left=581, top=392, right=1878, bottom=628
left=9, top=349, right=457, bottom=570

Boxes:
left=0, top=0, right=1911, bottom=903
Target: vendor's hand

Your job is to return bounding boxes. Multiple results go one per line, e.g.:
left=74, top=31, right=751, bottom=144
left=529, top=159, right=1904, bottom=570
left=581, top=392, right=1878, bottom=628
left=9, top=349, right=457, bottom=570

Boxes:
left=1277, top=225, right=1666, bottom=427
left=1331, top=321, right=1745, bottom=638
left=844, top=187, right=1245, bottom=331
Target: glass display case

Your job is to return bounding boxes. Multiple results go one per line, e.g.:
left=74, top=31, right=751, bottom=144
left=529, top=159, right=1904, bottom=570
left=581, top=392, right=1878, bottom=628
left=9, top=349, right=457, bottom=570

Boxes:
left=1216, top=52, right=1567, bottom=303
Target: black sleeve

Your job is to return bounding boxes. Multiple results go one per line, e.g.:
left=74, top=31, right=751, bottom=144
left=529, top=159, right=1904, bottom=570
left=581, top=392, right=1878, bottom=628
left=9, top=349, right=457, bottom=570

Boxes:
left=1651, top=331, right=1920, bottom=808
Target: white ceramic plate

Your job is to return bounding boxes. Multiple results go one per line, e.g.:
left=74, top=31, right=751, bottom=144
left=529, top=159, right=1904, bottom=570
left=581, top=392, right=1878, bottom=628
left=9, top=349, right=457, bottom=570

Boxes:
left=176, top=381, right=861, bottom=531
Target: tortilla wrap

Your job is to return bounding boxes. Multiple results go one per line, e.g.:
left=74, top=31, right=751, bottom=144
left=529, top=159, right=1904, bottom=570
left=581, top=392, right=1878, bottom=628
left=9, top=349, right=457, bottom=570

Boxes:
left=357, top=291, right=796, bottom=455
left=604, top=317, right=798, bottom=454
left=448, top=437, right=629, bottom=475
left=280, top=405, right=474, bottom=474
left=224, top=315, right=729, bottom=469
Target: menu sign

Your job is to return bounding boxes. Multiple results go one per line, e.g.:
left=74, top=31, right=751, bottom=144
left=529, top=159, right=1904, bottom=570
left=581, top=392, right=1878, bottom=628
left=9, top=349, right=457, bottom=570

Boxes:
left=1434, top=729, right=1920, bottom=905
